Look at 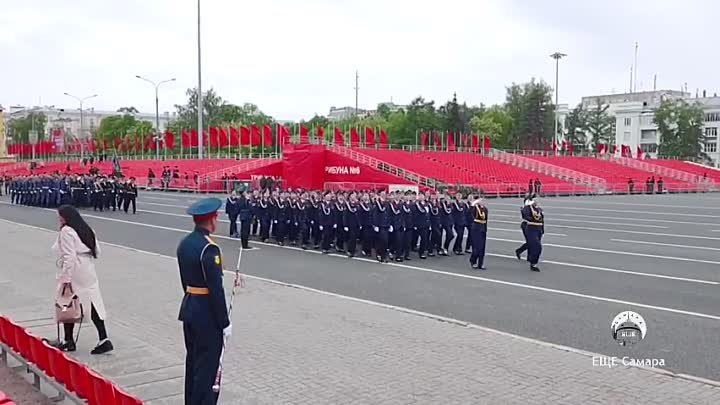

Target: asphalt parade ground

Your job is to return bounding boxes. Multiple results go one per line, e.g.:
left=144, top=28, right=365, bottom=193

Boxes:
left=1, top=191, right=719, bottom=404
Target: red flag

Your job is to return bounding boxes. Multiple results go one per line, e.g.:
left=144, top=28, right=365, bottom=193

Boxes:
left=263, top=124, right=273, bottom=146
left=483, top=135, right=491, bottom=152
left=164, top=131, right=175, bottom=150
left=379, top=129, right=388, bottom=149
left=471, top=134, right=479, bottom=152
left=446, top=132, right=456, bottom=151
left=637, top=146, right=643, bottom=160
left=316, top=127, right=325, bottom=144
left=278, top=125, right=291, bottom=145
left=209, top=127, right=219, bottom=148
left=552, top=140, right=558, bottom=154
left=219, top=128, right=229, bottom=148
left=460, top=133, right=468, bottom=148
left=561, top=140, right=568, bottom=151
left=568, top=142, right=575, bottom=156
left=334, top=127, right=345, bottom=146
left=114, top=136, right=121, bottom=150
left=229, top=127, right=240, bottom=146
left=365, top=127, right=375, bottom=148
left=190, top=129, right=199, bottom=147
left=134, top=137, right=141, bottom=153
left=251, top=125, right=261, bottom=146
left=299, top=125, right=309, bottom=144
left=420, top=132, right=429, bottom=150
left=240, top=126, right=250, bottom=146
left=433, top=132, right=442, bottom=148
left=350, top=128, right=360, bottom=147
left=611, top=145, right=617, bottom=155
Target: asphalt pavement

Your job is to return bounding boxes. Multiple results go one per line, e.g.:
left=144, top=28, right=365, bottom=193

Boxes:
left=0, top=191, right=718, bottom=381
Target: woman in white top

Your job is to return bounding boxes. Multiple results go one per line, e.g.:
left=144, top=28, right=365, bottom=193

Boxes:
left=50, top=205, right=113, bottom=354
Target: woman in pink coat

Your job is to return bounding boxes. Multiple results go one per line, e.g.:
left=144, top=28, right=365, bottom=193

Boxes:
left=50, top=205, right=114, bottom=354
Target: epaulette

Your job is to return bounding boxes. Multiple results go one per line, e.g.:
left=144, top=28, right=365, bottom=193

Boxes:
left=204, top=235, right=218, bottom=247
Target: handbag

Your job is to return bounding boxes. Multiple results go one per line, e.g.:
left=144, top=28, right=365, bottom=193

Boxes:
left=55, top=283, right=83, bottom=324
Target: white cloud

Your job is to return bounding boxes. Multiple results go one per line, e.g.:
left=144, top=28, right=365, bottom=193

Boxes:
left=1, top=0, right=718, bottom=120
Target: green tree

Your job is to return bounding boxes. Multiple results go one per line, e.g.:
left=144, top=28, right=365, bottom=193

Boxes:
left=584, top=100, right=614, bottom=150
left=469, top=105, right=513, bottom=148
left=173, top=87, right=226, bottom=129
left=8, top=112, right=47, bottom=143
left=564, top=103, right=588, bottom=151
left=117, top=106, right=139, bottom=114
left=654, top=99, right=706, bottom=160
left=504, top=79, right=555, bottom=149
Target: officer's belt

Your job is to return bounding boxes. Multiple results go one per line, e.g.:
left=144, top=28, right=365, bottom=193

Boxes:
left=473, top=219, right=487, bottom=224
left=186, top=286, right=209, bottom=295
left=527, top=222, right=544, bottom=226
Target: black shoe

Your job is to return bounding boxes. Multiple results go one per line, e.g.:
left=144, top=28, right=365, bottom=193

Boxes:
left=322, top=249, right=329, bottom=254
left=347, top=252, right=355, bottom=258
left=301, top=245, right=308, bottom=250
left=476, top=265, right=486, bottom=271
left=465, top=249, right=472, bottom=254
left=91, top=340, right=114, bottom=355
left=530, top=265, right=540, bottom=272
left=377, top=255, right=383, bottom=262
left=419, top=255, right=427, bottom=260
left=515, top=249, right=522, bottom=260
left=428, top=252, right=435, bottom=257
left=439, top=250, right=449, bottom=257
left=455, top=251, right=464, bottom=256
left=48, top=340, right=76, bottom=352
left=404, top=256, right=411, bottom=261
left=395, top=257, right=403, bottom=262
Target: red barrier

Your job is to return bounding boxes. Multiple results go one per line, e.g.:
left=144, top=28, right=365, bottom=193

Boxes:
left=0, top=315, right=143, bottom=405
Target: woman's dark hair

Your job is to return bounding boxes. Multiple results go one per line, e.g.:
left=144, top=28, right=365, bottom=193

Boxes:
left=58, top=205, right=97, bottom=258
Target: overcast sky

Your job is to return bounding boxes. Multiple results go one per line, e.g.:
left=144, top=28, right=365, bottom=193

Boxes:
left=1, top=0, right=716, bottom=121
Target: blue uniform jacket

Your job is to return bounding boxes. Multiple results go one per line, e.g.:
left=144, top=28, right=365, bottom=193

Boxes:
left=372, top=201, right=390, bottom=228
left=344, top=202, right=360, bottom=228
left=176, top=228, right=230, bottom=331
left=521, top=205, right=544, bottom=233
left=412, top=202, right=431, bottom=229
left=389, top=202, right=405, bottom=230
left=358, top=202, right=372, bottom=227
left=319, top=202, right=335, bottom=227
left=238, top=197, right=252, bottom=221
left=452, top=201, right=466, bottom=227
left=225, top=197, right=239, bottom=217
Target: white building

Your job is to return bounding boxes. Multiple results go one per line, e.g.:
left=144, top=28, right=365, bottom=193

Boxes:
left=565, top=90, right=719, bottom=167
left=5, top=105, right=175, bottom=143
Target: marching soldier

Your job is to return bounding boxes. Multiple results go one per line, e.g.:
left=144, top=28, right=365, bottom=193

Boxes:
left=176, top=198, right=232, bottom=405
left=515, top=194, right=532, bottom=260
left=389, top=192, right=405, bottom=261
left=225, top=191, right=240, bottom=238
left=257, top=190, right=271, bottom=243
left=521, top=196, right=544, bottom=272
left=123, top=177, right=138, bottom=214
left=358, top=193, right=373, bottom=257
left=451, top=193, right=466, bottom=255
left=372, top=191, right=391, bottom=262
left=412, top=192, right=431, bottom=259
left=238, top=190, right=253, bottom=249
left=319, top=192, right=335, bottom=254
left=344, top=192, right=360, bottom=257
left=469, top=195, right=488, bottom=270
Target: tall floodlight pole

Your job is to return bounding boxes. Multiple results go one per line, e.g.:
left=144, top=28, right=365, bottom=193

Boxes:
left=354, top=71, right=359, bottom=116
left=63, top=93, right=98, bottom=160
left=136, top=75, right=176, bottom=159
left=197, top=0, right=204, bottom=159
left=550, top=52, right=567, bottom=145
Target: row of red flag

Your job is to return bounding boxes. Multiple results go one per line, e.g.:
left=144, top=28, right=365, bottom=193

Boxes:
left=597, top=144, right=645, bottom=159
left=418, top=132, right=492, bottom=152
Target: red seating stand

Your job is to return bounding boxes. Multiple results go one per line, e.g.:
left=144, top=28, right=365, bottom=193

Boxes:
left=0, top=315, right=144, bottom=405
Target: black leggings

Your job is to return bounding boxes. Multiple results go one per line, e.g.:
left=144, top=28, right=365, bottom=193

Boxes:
left=64, top=304, right=108, bottom=342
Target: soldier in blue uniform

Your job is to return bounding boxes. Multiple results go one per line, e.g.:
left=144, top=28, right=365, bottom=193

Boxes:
left=258, top=190, right=271, bottom=243
left=344, top=192, right=360, bottom=257
left=372, top=191, right=391, bottom=262
left=225, top=191, right=239, bottom=238
left=238, top=190, right=253, bottom=249
left=520, top=197, right=544, bottom=272
left=389, top=192, right=404, bottom=260
left=438, top=194, right=454, bottom=256
left=177, top=198, right=232, bottom=405
left=451, top=193, right=466, bottom=255
left=319, top=192, right=335, bottom=254
left=469, top=195, right=488, bottom=270
left=515, top=194, right=532, bottom=260
left=412, top=192, right=431, bottom=259
left=358, top=193, right=373, bottom=257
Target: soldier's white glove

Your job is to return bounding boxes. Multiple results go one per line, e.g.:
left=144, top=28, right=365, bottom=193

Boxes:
left=273, top=220, right=278, bottom=224
left=373, top=226, right=379, bottom=232
left=414, top=227, right=418, bottom=231
left=223, top=323, right=232, bottom=339
left=295, top=222, right=298, bottom=226
left=319, top=225, right=324, bottom=231
left=344, top=227, right=349, bottom=232
left=389, top=226, right=394, bottom=232
left=310, top=220, right=314, bottom=225
left=333, top=224, right=337, bottom=229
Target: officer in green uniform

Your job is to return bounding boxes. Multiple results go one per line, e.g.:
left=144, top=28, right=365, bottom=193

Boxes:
left=177, top=198, right=232, bottom=405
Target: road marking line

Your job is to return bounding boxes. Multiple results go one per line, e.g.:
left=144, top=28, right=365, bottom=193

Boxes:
left=488, top=253, right=717, bottom=285
left=533, top=200, right=720, bottom=210
left=488, top=226, right=567, bottom=237
left=492, top=214, right=669, bottom=229
left=492, top=209, right=720, bottom=226
left=143, top=196, right=190, bottom=203
left=7, top=215, right=717, bottom=325
left=143, top=201, right=198, bottom=209
left=2, top=205, right=718, bottom=287
left=488, top=237, right=720, bottom=266
left=610, top=239, right=720, bottom=252
left=490, top=202, right=717, bottom=218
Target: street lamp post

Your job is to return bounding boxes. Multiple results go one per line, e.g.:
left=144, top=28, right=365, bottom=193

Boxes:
left=550, top=52, right=567, bottom=146
left=136, top=76, right=176, bottom=159
left=197, top=0, right=204, bottom=160
left=63, top=93, right=98, bottom=160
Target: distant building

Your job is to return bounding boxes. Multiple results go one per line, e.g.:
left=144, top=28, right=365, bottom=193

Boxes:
left=327, top=102, right=406, bottom=121
left=4, top=105, right=176, bottom=143
left=561, top=90, right=718, bottom=166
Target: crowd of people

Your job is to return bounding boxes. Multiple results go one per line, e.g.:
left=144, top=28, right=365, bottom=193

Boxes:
left=4, top=170, right=139, bottom=214
left=223, top=188, right=545, bottom=271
